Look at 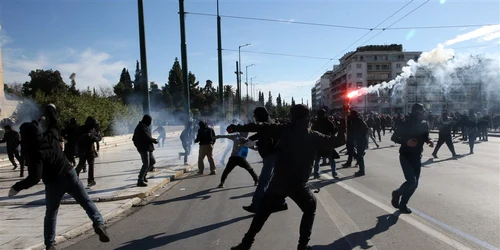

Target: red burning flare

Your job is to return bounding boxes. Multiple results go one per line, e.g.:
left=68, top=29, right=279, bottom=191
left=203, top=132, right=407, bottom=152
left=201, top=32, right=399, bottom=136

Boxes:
left=347, top=90, right=359, bottom=99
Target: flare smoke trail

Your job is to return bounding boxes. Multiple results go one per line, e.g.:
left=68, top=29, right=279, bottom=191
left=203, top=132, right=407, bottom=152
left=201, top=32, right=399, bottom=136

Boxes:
left=350, top=25, right=500, bottom=108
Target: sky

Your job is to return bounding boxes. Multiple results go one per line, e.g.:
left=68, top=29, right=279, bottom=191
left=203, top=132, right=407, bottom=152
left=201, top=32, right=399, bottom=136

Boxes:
left=0, top=0, right=499, bottom=106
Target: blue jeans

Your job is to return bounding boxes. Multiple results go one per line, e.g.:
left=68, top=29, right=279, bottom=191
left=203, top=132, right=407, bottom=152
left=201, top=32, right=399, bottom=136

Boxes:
left=396, top=154, right=421, bottom=206
left=313, top=155, right=337, bottom=176
left=251, top=154, right=285, bottom=209
left=44, top=169, right=104, bottom=247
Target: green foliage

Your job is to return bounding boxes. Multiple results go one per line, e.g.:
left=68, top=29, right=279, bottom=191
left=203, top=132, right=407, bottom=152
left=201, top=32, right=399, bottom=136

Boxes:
left=22, top=69, right=68, bottom=97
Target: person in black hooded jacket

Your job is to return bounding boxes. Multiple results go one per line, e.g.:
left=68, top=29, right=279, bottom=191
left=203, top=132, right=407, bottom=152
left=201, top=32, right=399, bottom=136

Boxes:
left=228, top=104, right=345, bottom=250
left=0, top=125, right=23, bottom=174
left=75, top=117, right=102, bottom=187
left=311, top=109, right=340, bottom=179
left=132, top=115, right=159, bottom=187
left=8, top=104, right=109, bottom=250
left=242, top=107, right=287, bottom=213
left=194, top=120, right=217, bottom=175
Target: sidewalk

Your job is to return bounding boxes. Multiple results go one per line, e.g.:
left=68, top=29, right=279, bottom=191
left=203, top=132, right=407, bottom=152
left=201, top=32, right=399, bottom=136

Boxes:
left=429, top=129, right=500, bottom=137
left=0, top=127, right=228, bottom=250
left=0, top=125, right=185, bottom=168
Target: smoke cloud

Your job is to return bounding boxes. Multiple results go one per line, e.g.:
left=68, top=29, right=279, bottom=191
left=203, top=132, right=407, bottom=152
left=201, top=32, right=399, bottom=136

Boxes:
left=351, top=25, right=500, bottom=112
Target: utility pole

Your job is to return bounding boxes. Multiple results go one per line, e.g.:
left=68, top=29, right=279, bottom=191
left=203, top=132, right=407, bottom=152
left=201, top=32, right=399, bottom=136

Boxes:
left=238, top=43, right=251, bottom=120
left=179, top=0, right=190, bottom=122
left=217, top=0, right=224, bottom=123
left=137, top=0, right=150, bottom=118
left=245, top=64, right=254, bottom=119
left=235, top=61, right=239, bottom=119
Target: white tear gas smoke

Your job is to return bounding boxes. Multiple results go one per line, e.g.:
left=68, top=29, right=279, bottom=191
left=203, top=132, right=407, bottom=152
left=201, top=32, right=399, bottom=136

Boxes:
left=350, top=26, right=500, bottom=112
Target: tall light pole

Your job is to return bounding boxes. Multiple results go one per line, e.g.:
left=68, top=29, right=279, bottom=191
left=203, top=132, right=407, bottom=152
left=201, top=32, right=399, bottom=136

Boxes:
left=137, top=0, right=150, bottom=119
left=216, top=0, right=224, bottom=124
left=250, top=76, right=257, bottom=101
left=238, top=43, right=251, bottom=119
left=245, top=64, right=255, bottom=118
left=179, top=0, right=190, bottom=122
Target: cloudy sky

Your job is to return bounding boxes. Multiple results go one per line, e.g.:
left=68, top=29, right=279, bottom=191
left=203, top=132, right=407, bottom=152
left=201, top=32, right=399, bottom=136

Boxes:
left=0, top=0, right=499, bottom=105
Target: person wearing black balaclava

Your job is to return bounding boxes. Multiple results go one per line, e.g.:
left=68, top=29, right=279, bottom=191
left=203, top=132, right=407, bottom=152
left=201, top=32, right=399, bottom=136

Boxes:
left=7, top=104, right=110, bottom=250
left=179, top=121, right=193, bottom=165
left=311, top=109, right=340, bottom=179
left=228, top=104, right=346, bottom=250
left=62, top=118, right=79, bottom=167
left=132, top=115, right=159, bottom=187
left=432, top=110, right=459, bottom=159
left=0, top=125, right=23, bottom=174
left=75, top=117, right=102, bottom=187
left=391, top=103, right=434, bottom=214
left=242, top=107, right=287, bottom=214
left=194, top=120, right=217, bottom=175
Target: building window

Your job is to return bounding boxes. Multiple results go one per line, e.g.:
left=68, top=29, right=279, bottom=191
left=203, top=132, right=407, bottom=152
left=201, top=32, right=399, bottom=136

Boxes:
left=396, top=63, right=401, bottom=68
left=376, top=65, right=380, bottom=70
left=356, top=73, right=363, bottom=78
left=382, top=65, right=389, bottom=70
left=356, top=64, right=362, bottom=69
left=367, top=65, right=373, bottom=70
left=348, top=74, right=352, bottom=80
left=356, top=82, right=363, bottom=87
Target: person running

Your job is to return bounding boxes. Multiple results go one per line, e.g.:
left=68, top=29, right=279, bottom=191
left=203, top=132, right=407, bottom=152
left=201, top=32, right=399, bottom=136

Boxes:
left=215, top=132, right=259, bottom=188
left=391, top=103, right=434, bottom=214
left=153, top=123, right=167, bottom=147
left=432, top=110, right=459, bottom=159
left=7, top=104, right=110, bottom=250
left=0, top=125, right=23, bottom=176
left=179, top=121, right=193, bottom=165
left=75, top=117, right=101, bottom=187
left=228, top=104, right=345, bottom=250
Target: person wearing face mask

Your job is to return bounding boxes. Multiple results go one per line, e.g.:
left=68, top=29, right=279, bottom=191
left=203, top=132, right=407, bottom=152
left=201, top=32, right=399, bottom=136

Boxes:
left=132, top=115, right=159, bottom=187
left=227, top=104, right=345, bottom=250
left=390, top=103, right=434, bottom=214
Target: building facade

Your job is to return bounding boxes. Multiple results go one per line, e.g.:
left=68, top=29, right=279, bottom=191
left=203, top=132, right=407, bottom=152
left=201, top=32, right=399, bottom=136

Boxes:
left=329, top=44, right=421, bottom=114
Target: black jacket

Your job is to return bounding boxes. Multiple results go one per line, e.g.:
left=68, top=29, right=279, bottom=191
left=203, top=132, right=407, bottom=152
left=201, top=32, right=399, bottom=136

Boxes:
left=248, top=120, right=279, bottom=159
left=0, top=130, right=21, bottom=150
left=312, top=117, right=340, bottom=158
left=391, top=116, right=430, bottom=156
left=232, top=122, right=345, bottom=183
left=132, top=122, right=156, bottom=152
left=195, top=123, right=216, bottom=145
left=78, top=125, right=101, bottom=155
left=13, top=106, right=73, bottom=191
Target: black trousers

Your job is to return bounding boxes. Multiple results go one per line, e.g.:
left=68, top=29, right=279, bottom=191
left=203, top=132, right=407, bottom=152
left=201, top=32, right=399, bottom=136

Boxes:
left=221, top=156, right=258, bottom=183
left=242, top=178, right=316, bottom=247
left=7, top=148, right=24, bottom=173
left=433, top=134, right=456, bottom=156
left=76, top=152, right=96, bottom=183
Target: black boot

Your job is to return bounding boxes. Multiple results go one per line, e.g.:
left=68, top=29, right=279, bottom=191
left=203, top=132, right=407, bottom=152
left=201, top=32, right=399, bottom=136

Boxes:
left=231, top=242, right=252, bottom=250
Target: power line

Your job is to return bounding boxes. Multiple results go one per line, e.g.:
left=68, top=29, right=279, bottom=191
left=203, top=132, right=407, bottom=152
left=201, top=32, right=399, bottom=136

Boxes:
left=222, top=48, right=335, bottom=60
left=288, top=0, right=415, bottom=96
left=451, top=44, right=500, bottom=50
left=360, top=0, right=430, bottom=46
left=185, top=11, right=493, bottom=31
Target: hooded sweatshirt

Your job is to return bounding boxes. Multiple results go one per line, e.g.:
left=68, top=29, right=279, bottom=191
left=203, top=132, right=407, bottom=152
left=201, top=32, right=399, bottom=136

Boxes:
left=248, top=107, right=279, bottom=158
left=195, top=121, right=216, bottom=145
left=13, top=105, right=73, bottom=191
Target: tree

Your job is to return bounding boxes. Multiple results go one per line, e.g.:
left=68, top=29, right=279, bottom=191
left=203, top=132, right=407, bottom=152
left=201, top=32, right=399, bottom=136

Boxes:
left=161, top=84, right=174, bottom=109
left=202, top=80, right=218, bottom=115
left=265, top=91, right=273, bottom=112
left=276, top=93, right=282, bottom=108
left=22, top=69, right=68, bottom=97
left=168, top=58, right=184, bottom=110
left=68, top=73, right=80, bottom=95
left=133, top=61, right=141, bottom=95
left=150, top=82, right=166, bottom=111
left=4, top=83, right=23, bottom=99
left=291, top=97, right=296, bottom=106
left=188, top=72, right=205, bottom=111
left=113, top=68, right=134, bottom=103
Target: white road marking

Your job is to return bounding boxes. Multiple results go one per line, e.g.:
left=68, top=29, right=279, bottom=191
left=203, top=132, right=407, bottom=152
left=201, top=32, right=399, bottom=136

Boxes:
left=316, top=185, right=378, bottom=250
left=320, top=173, right=472, bottom=250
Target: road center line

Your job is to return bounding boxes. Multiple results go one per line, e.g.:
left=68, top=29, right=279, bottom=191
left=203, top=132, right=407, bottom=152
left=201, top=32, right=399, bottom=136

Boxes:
left=316, top=184, right=378, bottom=250
left=320, top=173, right=472, bottom=250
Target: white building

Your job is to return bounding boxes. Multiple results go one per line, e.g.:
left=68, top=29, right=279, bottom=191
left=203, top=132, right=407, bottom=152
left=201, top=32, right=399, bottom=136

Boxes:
left=311, top=71, right=332, bottom=112
left=329, top=44, right=422, bottom=114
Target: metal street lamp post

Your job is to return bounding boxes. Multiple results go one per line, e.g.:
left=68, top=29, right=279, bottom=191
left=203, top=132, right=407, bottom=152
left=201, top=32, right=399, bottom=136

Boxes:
left=216, top=0, right=224, bottom=124
left=137, top=0, right=150, bottom=118
left=238, top=43, right=251, bottom=119
left=245, top=64, right=255, bottom=118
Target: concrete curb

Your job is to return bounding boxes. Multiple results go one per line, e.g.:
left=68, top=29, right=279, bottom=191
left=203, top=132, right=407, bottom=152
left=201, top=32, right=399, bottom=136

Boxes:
left=24, top=197, right=143, bottom=250
left=429, top=131, right=500, bottom=137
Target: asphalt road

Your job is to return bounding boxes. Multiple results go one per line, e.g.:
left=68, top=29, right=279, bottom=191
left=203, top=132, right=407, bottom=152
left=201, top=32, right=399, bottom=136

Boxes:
left=63, top=133, right=500, bottom=250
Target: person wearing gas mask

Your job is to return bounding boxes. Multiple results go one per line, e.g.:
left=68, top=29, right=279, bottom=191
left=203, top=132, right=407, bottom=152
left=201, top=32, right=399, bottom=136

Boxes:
left=75, top=117, right=102, bottom=187
left=132, top=115, right=159, bottom=187
left=432, top=110, right=459, bottom=159
left=7, top=104, right=110, bottom=250
left=214, top=132, right=259, bottom=188
left=228, top=104, right=345, bottom=250
left=391, top=103, right=434, bottom=214
left=242, top=107, right=287, bottom=214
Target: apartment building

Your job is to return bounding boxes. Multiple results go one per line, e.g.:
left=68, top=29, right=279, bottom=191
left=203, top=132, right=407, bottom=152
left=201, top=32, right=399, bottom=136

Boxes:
left=329, top=44, right=421, bottom=114
left=311, top=71, right=332, bottom=111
